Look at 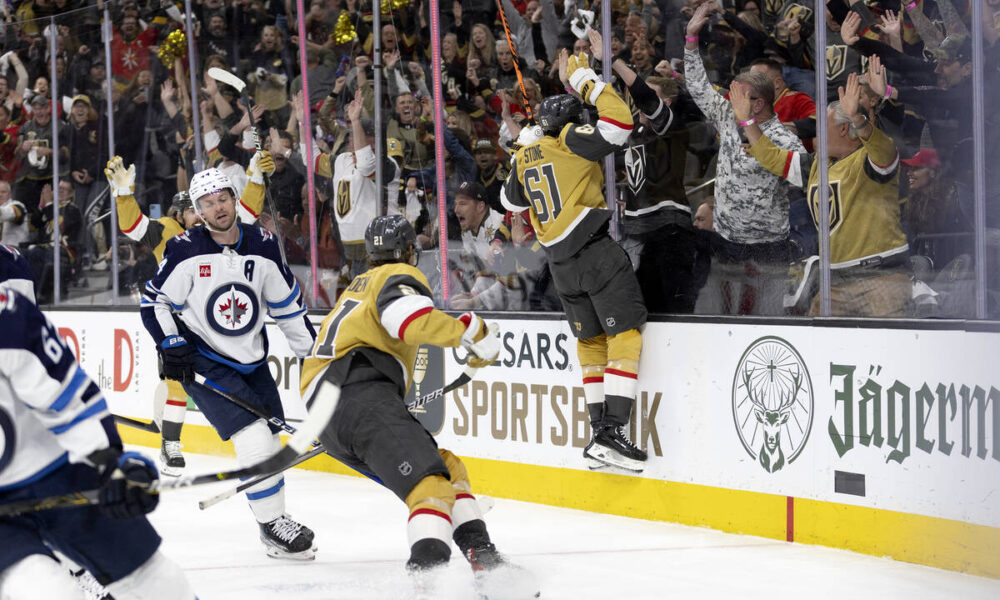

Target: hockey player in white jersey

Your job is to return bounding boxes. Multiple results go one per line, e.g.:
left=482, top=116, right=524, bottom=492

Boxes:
left=0, top=286, right=197, bottom=600
left=139, top=167, right=319, bottom=560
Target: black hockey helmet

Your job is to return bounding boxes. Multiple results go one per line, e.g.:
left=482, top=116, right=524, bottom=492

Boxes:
left=536, top=94, right=583, bottom=135
left=365, top=214, right=416, bottom=262
left=171, top=190, right=193, bottom=213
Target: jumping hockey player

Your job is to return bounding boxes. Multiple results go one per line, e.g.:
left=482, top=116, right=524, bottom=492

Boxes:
left=0, top=285, right=197, bottom=600
left=107, top=153, right=271, bottom=476
left=300, top=215, right=536, bottom=596
left=138, top=166, right=319, bottom=559
left=502, top=52, right=649, bottom=471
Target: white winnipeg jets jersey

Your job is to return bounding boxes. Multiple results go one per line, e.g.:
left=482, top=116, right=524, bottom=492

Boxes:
left=140, top=224, right=316, bottom=368
left=332, top=146, right=401, bottom=243
left=0, top=287, right=117, bottom=491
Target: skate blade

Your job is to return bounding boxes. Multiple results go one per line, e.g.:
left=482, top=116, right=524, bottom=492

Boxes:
left=158, top=461, right=183, bottom=477
left=583, top=447, right=645, bottom=473
left=263, top=544, right=318, bottom=561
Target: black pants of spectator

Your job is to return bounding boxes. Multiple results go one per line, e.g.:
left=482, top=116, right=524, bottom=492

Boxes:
left=634, top=224, right=702, bottom=314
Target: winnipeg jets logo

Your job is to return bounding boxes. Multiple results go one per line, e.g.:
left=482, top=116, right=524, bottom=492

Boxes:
left=258, top=227, right=273, bottom=242
left=218, top=288, right=249, bottom=326
left=625, top=144, right=646, bottom=194
left=205, top=282, right=259, bottom=337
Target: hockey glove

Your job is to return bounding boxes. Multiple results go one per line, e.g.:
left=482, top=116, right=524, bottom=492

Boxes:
left=459, top=312, right=500, bottom=369
left=567, top=52, right=606, bottom=106
left=104, top=156, right=136, bottom=197
left=159, top=336, right=195, bottom=383
left=247, top=150, right=275, bottom=184
left=97, top=450, right=160, bottom=520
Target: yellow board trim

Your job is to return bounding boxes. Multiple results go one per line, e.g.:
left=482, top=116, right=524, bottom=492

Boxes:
left=121, top=424, right=1000, bottom=579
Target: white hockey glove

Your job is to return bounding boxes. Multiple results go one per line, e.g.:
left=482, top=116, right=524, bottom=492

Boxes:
left=246, top=150, right=275, bottom=185
left=567, top=52, right=605, bottom=105
left=104, top=156, right=136, bottom=197
left=459, top=312, right=500, bottom=369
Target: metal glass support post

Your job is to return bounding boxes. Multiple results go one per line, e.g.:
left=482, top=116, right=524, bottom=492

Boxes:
left=184, top=0, right=203, bottom=171
left=103, top=8, right=119, bottom=302
left=601, top=0, right=616, bottom=239
left=373, top=0, right=383, bottom=216
left=49, top=17, right=60, bottom=304
left=429, top=0, right=449, bottom=301
left=971, top=2, right=987, bottom=319
left=295, top=0, right=320, bottom=301
left=813, top=1, right=831, bottom=317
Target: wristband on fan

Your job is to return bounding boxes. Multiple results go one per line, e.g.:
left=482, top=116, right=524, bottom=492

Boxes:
left=738, top=117, right=756, bottom=128
left=565, top=87, right=574, bottom=93
left=884, top=84, right=893, bottom=100
left=671, top=71, right=680, bottom=79
left=905, top=1, right=917, bottom=9
left=685, top=35, right=698, bottom=42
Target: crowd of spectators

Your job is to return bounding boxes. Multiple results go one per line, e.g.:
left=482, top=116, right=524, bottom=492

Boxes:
left=0, top=0, right=995, bottom=317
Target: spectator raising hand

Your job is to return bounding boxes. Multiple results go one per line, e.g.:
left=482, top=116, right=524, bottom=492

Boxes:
left=840, top=11, right=862, bottom=46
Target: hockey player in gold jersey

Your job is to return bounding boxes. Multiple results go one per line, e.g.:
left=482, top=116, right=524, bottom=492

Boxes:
left=732, top=62, right=910, bottom=317
left=300, top=215, right=535, bottom=594
left=502, top=52, right=648, bottom=472
left=105, top=153, right=271, bottom=474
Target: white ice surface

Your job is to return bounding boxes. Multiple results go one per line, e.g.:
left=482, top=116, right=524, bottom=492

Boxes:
left=141, top=451, right=999, bottom=600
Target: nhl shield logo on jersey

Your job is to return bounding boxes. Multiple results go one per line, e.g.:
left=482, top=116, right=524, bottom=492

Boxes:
left=205, top=282, right=260, bottom=337
left=731, top=336, right=814, bottom=473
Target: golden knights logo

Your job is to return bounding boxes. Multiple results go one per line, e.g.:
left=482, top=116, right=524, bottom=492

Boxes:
left=763, top=0, right=783, bottom=18
left=732, top=337, right=814, bottom=473
left=826, top=45, right=848, bottom=80
left=336, top=179, right=351, bottom=219
left=807, top=180, right=843, bottom=235
left=625, top=144, right=646, bottom=195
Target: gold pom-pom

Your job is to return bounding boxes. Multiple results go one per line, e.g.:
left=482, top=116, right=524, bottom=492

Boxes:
left=380, top=0, right=410, bottom=14
left=158, top=29, right=187, bottom=68
left=330, top=12, right=358, bottom=45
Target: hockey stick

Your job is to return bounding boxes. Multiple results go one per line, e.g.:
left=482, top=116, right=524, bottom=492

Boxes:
left=196, top=360, right=486, bottom=510
left=0, top=382, right=339, bottom=518
left=198, top=445, right=325, bottom=510
left=113, top=414, right=160, bottom=434
left=206, top=67, right=287, bottom=265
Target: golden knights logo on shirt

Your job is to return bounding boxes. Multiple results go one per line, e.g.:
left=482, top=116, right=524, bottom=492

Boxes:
left=336, top=178, right=351, bottom=218
left=826, top=45, right=848, bottom=80
left=807, top=180, right=843, bottom=235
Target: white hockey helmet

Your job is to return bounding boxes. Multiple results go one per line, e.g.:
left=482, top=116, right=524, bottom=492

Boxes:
left=188, top=168, right=238, bottom=216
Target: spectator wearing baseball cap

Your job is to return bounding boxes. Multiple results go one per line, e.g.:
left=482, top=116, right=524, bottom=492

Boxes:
left=450, top=180, right=518, bottom=311
left=901, top=146, right=971, bottom=312
left=472, top=138, right=508, bottom=214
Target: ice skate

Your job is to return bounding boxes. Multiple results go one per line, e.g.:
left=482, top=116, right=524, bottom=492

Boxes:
left=158, top=439, right=185, bottom=477
left=584, top=424, right=647, bottom=472
left=259, top=514, right=317, bottom=560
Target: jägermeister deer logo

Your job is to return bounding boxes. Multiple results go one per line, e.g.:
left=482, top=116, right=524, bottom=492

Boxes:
left=732, top=337, right=814, bottom=473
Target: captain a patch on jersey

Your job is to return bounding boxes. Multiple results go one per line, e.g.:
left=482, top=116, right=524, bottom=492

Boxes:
left=206, top=282, right=260, bottom=337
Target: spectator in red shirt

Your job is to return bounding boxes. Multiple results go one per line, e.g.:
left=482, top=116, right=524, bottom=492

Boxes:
left=0, top=105, right=20, bottom=184
left=749, top=58, right=816, bottom=151
left=110, top=15, right=157, bottom=83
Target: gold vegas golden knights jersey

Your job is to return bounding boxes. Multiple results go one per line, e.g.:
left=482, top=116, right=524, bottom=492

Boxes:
left=502, top=85, right=633, bottom=261
left=300, top=263, right=469, bottom=400
left=748, top=126, right=908, bottom=268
